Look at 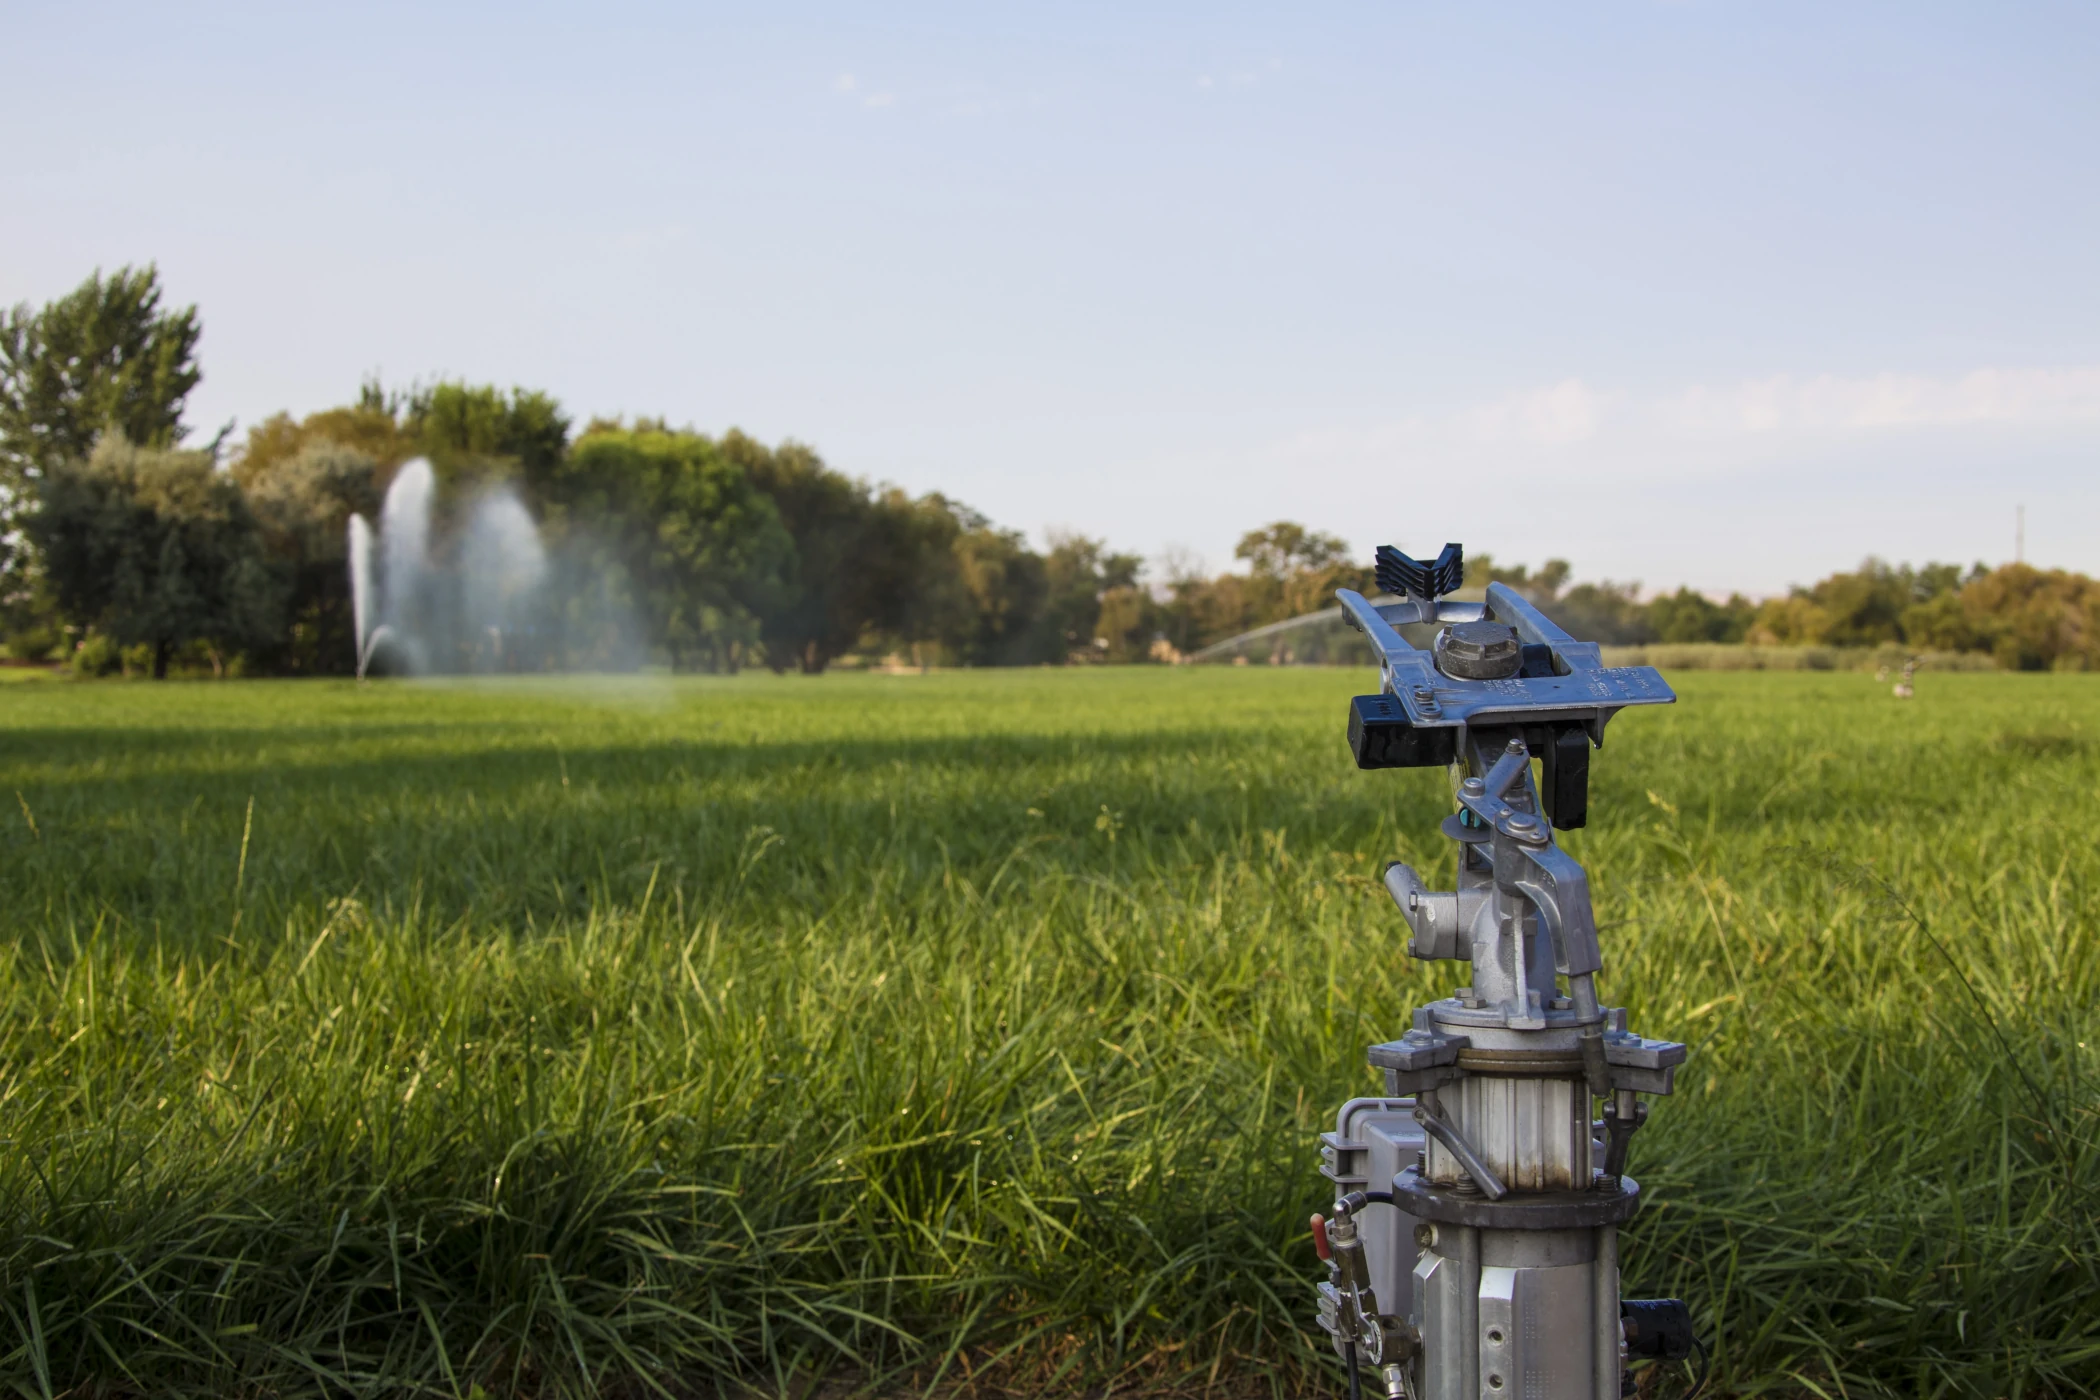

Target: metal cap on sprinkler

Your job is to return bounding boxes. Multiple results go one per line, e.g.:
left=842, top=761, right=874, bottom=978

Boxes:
left=1312, top=545, right=1705, bottom=1400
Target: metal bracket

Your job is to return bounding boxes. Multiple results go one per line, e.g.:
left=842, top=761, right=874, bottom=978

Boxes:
left=1414, top=1096, right=1509, bottom=1200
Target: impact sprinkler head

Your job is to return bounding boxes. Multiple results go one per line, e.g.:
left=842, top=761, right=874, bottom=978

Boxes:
left=1314, top=544, right=1705, bottom=1400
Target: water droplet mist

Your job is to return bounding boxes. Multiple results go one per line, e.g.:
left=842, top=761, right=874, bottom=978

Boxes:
left=347, top=459, right=633, bottom=676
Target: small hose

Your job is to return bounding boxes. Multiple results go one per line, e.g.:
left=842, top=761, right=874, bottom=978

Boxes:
left=1680, top=1336, right=1711, bottom=1400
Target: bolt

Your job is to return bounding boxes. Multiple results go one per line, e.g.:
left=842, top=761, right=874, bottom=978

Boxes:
left=1505, top=813, right=1537, bottom=834
left=1461, top=777, right=1485, bottom=795
left=1506, top=738, right=1524, bottom=755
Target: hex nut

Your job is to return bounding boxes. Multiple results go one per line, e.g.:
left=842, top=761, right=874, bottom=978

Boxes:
left=1433, top=621, right=1523, bottom=680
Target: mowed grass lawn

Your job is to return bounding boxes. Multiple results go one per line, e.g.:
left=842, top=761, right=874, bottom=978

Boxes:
left=1, top=668, right=2095, bottom=1399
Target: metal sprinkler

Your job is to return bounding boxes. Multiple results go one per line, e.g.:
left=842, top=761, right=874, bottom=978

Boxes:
left=1312, top=544, right=1704, bottom=1400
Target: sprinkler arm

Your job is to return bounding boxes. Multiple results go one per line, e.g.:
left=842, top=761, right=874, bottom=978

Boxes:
left=1382, top=751, right=1602, bottom=981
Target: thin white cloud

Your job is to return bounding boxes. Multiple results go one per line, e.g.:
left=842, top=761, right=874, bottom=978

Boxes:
left=1463, top=378, right=1607, bottom=445
left=1665, top=365, right=2100, bottom=435
left=1292, top=363, right=2100, bottom=459
left=1272, top=362, right=2100, bottom=495
left=831, top=73, right=896, bottom=110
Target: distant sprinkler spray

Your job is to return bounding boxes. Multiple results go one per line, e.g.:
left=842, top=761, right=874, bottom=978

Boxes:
left=345, top=459, right=549, bottom=678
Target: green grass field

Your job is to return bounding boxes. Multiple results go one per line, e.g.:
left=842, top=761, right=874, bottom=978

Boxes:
left=1, top=668, right=2095, bottom=1399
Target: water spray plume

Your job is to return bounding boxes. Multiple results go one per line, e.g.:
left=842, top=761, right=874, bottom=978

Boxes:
left=348, top=458, right=623, bottom=677
left=347, top=513, right=375, bottom=679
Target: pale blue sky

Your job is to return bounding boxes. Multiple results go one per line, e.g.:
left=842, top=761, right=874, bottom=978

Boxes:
left=8, top=2, right=2097, bottom=594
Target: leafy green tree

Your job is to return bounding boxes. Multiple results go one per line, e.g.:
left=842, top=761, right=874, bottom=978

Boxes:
left=237, top=378, right=566, bottom=507
left=1474, top=556, right=1572, bottom=604
left=730, top=436, right=907, bottom=673
left=233, top=380, right=421, bottom=487
left=548, top=425, right=793, bottom=671
left=1900, top=585, right=1983, bottom=654
left=0, top=266, right=203, bottom=485
left=1547, top=580, right=1653, bottom=644
left=415, top=382, right=570, bottom=490
left=0, top=266, right=205, bottom=645
left=1646, top=587, right=1756, bottom=643
left=1157, top=570, right=1255, bottom=655
left=940, top=522, right=1048, bottom=665
left=1037, top=533, right=1142, bottom=660
left=727, top=437, right=1013, bottom=674
left=31, top=437, right=282, bottom=677
left=1750, top=559, right=1974, bottom=648
left=1746, top=594, right=1827, bottom=645
left=1094, top=583, right=1162, bottom=662
left=1234, top=521, right=1349, bottom=579
left=863, top=491, right=986, bottom=665
left=1232, top=521, right=1369, bottom=622
left=1932, top=563, right=2100, bottom=670
left=241, top=441, right=381, bottom=673
left=1806, top=560, right=1911, bottom=646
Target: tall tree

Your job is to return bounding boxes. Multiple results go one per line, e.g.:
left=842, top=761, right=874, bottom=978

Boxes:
left=31, top=437, right=282, bottom=677
left=1232, top=521, right=1371, bottom=622
left=1233, top=521, right=1350, bottom=579
left=1546, top=580, right=1653, bottom=644
left=732, top=436, right=883, bottom=673
left=234, top=377, right=563, bottom=507
left=414, top=382, right=570, bottom=490
left=1747, top=558, right=1973, bottom=648
left=0, top=266, right=204, bottom=641
left=861, top=489, right=973, bottom=663
left=242, top=441, right=381, bottom=673
left=1900, top=562, right=2086, bottom=669
left=547, top=425, right=792, bottom=672
left=0, top=266, right=203, bottom=483
left=1645, top=587, right=1756, bottom=644
left=232, top=378, right=422, bottom=489
left=732, top=438, right=985, bottom=673
left=941, top=520, right=1048, bottom=666
left=1036, top=533, right=1142, bottom=661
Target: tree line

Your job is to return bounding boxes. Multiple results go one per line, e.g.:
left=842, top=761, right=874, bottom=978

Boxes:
left=1507, top=558, right=2100, bottom=671
left=3, top=266, right=2094, bottom=676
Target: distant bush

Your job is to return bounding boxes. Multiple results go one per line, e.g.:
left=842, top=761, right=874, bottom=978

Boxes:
left=4, top=624, right=59, bottom=662
left=69, top=632, right=122, bottom=676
